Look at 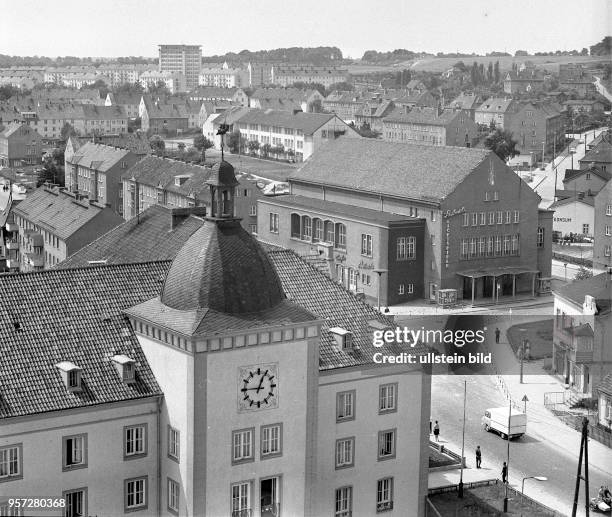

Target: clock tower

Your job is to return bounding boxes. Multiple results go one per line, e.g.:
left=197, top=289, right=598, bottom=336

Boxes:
left=126, top=159, right=322, bottom=516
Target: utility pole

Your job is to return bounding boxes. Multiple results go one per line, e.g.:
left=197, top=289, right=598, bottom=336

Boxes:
left=458, top=380, right=467, bottom=498
left=572, top=417, right=590, bottom=517
left=503, top=399, right=511, bottom=512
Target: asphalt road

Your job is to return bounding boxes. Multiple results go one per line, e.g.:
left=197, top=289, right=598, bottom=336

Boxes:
left=432, top=373, right=610, bottom=517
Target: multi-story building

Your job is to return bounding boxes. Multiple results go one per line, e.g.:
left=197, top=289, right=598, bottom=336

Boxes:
left=559, top=63, right=596, bottom=97
left=593, top=180, right=612, bottom=271
left=105, top=92, right=143, bottom=118
left=97, top=63, right=155, bottom=87
left=139, top=96, right=202, bottom=134
left=250, top=87, right=325, bottom=113
left=273, top=139, right=552, bottom=305
left=322, top=91, right=364, bottom=123
left=234, top=109, right=361, bottom=162
left=503, top=69, right=545, bottom=94
left=64, top=140, right=142, bottom=216
left=474, top=98, right=518, bottom=129
left=505, top=102, right=565, bottom=160
left=140, top=70, right=187, bottom=94
left=596, top=373, right=612, bottom=431
left=8, top=185, right=123, bottom=271
left=158, top=44, right=202, bottom=91
left=549, top=194, right=595, bottom=239
left=446, top=94, right=481, bottom=121
left=562, top=167, right=611, bottom=196
left=246, top=62, right=274, bottom=87
left=199, top=61, right=248, bottom=88
left=580, top=140, right=612, bottom=173
left=202, top=106, right=252, bottom=148
left=0, top=122, right=43, bottom=167
left=552, top=272, right=612, bottom=394
left=121, top=156, right=263, bottom=233
left=382, top=107, right=478, bottom=147
left=392, top=91, right=437, bottom=111
left=271, top=64, right=349, bottom=88
left=355, top=100, right=396, bottom=133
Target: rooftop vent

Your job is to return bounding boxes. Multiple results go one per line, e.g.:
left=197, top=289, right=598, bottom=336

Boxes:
left=55, top=361, right=83, bottom=392
left=111, top=354, right=136, bottom=384
left=329, top=327, right=355, bottom=350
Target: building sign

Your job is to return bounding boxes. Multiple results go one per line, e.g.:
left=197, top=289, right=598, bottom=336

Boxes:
left=444, top=219, right=451, bottom=269
left=442, top=207, right=466, bottom=219
left=437, top=289, right=457, bottom=306
left=554, top=217, right=572, bottom=222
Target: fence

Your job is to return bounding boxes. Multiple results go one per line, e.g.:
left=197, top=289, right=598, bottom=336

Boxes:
left=544, top=391, right=569, bottom=411
left=552, top=251, right=592, bottom=268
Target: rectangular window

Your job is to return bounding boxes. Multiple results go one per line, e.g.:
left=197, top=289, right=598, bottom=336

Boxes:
left=606, top=204, right=612, bottom=216
left=478, top=237, right=486, bottom=256
left=314, top=219, right=323, bottom=241
left=583, top=223, right=589, bottom=234
left=125, top=477, right=147, bottom=511
left=505, top=211, right=511, bottom=224
left=0, top=445, right=21, bottom=480
left=461, top=238, right=469, bottom=260
left=495, top=235, right=502, bottom=256
left=503, top=235, right=511, bottom=255
left=462, top=213, right=469, bottom=227
left=361, top=234, right=373, bottom=256
left=537, top=227, right=544, bottom=247
left=497, top=211, right=503, bottom=224
left=261, top=423, right=282, bottom=458
left=376, top=477, right=394, bottom=512
left=379, top=383, right=397, bottom=413
left=232, top=428, right=254, bottom=464
left=513, top=210, right=520, bottom=223
left=511, top=234, right=520, bottom=255
left=479, top=212, right=486, bottom=225
left=487, top=236, right=494, bottom=256
left=231, top=482, right=251, bottom=514
left=167, top=478, right=179, bottom=515
left=336, top=390, right=355, bottom=421
left=124, top=424, right=146, bottom=459
left=485, top=191, right=490, bottom=201
left=493, top=191, right=499, bottom=201
left=335, top=437, right=355, bottom=469
left=407, top=283, right=414, bottom=294
left=168, top=426, right=180, bottom=462
left=378, top=429, right=396, bottom=460
left=606, top=225, right=611, bottom=236
left=605, top=245, right=611, bottom=257
left=335, top=486, right=352, bottom=517
left=469, top=237, right=477, bottom=258
left=302, top=217, right=312, bottom=239
left=472, top=212, right=478, bottom=226
left=270, top=212, right=278, bottom=233
left=63, top=434, right=87, bottom=470
left=249, top=205, right=257, bottom=216
left=398, top=284, right=405, bottom=295
left=489, top=211, right=495, bottom=225
left=64, top=489, right=86, bottom=517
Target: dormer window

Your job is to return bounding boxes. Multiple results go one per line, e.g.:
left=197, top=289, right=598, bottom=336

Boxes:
left=329, top=327, right=355, bottom=350
left=56, top=361, right=83, bottom=392
left=112, top=355, right=136, bottom=384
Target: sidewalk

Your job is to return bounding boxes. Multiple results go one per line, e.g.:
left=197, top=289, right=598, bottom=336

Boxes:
left=488, top=315, right=612, bottom=477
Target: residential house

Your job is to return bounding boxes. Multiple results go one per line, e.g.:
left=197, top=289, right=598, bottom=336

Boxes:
left=140, top=97, right=202, bottom=134
left=0, top=122, right=43, bottom=167
left=271, top=64, right=349, bottom=88
left=505, top=102, right=565, bottom=160
left=64, top=140, right=142, bottom=216
left=580, top=140, right=612, bottom=173
left=559, top=63, right=596, bottom=97
left=202, top=106, right=252, bottom=148
left=121, top=156, right=262, bottom=233
left=250, top=87, right=324, bottom=113
left=503, top=69, right=545, bottom=94
left=596, top=373, right=612, bottom=431
left=199, top=61, right=248, bottom=88
left=97, top=63, right=155, bottom=87
left=393, top=91, right=437, bottom=110
left=552, top=272, right=612, bottom=394
left=8, top=185, right=123, bottom=271
left=405, top=79, right=427, bottom=93
left=189, top=86, right=248, bottom=106
left=563, top=99, right=605, bottom=114
left=382, top=107, right=478, bottom=147
left=105, top=92, right=143, bottom=118
left=562, top=167, right=611, bottom=196
left=322, top=91, right=364, bottom=123
left=234, top=109, right=361, bottom=162
left=549, top=193, right=595, bottom=239
left=593, top=180, right=612, bottom=271
left=354, top=100, right=395, bottom=133
left=446, top=93, right=481, bottom=121
left=474, top=98, right=518, bottom=129
left=246, top=62, right=274, bottom=87
left=263, top=139, right=552, bottom=305
left=140, top=70, right=187, bottom=94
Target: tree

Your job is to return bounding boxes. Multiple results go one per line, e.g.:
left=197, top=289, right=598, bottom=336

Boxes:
left=37, top=156, right=62, bottom=187
left=484, top=129, right=519, bottom=162
left=247, top=140, right=260, bottom=155
left=574, top=266, right=593, bottom=280
left=149, top=134, right=165, bottom=155
left=227, top=130, right=245, bottom=154
left=184, top=147, right=202, bottom=163
left=177, top=142, right=186, bottom=157
left=60, top=122, right=77, bottom=142
left=193, top=134, right=214, bottom=160
left=494, top=61, right=500, bottom=84
left=261, top=143, right=272, bottom=158
left=0, top=85, right=20, bottom=101
left=81, top=79, right=109, bottom=99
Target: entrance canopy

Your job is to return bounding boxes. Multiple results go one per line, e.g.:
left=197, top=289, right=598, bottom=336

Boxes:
left=456, top=266, right=540, bottom=279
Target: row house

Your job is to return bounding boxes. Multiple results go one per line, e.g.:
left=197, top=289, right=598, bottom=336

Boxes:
left=121, top=156, right=263, bottom=233
left=505, top=102, right=565, bottom=160
left=552, top=272, right=612, bottom=395
left=0, top=122, right=44, bottom=167
left=271, top=139, right=552, bottom=306
left=446, top=93, right=481, bottom=121
left=562, top=167, right=611, bottom=197
left=382, top=107, right=478, bottom=147
left=474, top=97, right=518, bottom=129
left=97, top=63, right=156, bottom=87
left=593, top=180, right=612, bottom=271
left=246, top=62, right=274, bottom=87
left=140, top=70, right=187, bottom=94
left=503, top=69, right=546, bottom=94
left=30, top=87, right=103, bottom=104
left=0, top=71, right=42, bottom=90
left=199, top=61, right=248, bottom=88
left=52, top=170, right=431, bottom=517
left=392, top=91, right=437, bottom=111
left=64, top=139, right=142, bottom=216
left=354, top=100, right=396, bottom=132
left=234, top=109, right=361, bottom=162
left=105, top=92, right=143, bottom=118
left=271, top=64, right=349, bottom=88
left=189, top=86, right=248, bottom=106
left=250, top=87, right=324, bottom=113
left=7, top=185, right=123, bottom=271
left=558, top=63, right=596, bottom=96
left=322, top=91, right=364, bottom=123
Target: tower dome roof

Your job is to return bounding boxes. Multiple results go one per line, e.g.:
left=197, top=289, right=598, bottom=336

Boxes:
left=161, top=219, right=285, bottom=313
left=207, top=160, right=239, bottom=187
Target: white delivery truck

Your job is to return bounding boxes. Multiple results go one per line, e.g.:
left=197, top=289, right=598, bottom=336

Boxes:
left=482, top=407, right=527, bottom=439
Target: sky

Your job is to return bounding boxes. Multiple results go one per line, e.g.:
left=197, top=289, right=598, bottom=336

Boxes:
left=0, top=0, right=609, bottom=59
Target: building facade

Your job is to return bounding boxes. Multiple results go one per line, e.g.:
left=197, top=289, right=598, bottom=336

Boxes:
left=593, top=180, right=612, bottom=271
left=505, top=102, right=565, bottom=159
left=0, top=122, right=43, bottom=167
left=474, top=98, right=517, bottom=129
left=158, top=44, right=202, bottom=91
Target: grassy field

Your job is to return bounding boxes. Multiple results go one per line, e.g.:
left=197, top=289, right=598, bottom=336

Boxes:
left=507, top=320, right=554, bottom=360
left=349, top=55, right=606, bottom=75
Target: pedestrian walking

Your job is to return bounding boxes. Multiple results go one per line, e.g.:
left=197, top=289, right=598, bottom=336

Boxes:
left=429, top=420, right=432, bottom=434
left=475, top=446, right=482, bottom=468
left=501, top=461, right=508, bottom=483
left=495, top=327, right=501, bottom=344
left=433, top=421, right=440, bottom=442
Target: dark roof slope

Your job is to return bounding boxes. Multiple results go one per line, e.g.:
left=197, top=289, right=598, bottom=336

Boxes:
left=554, top=272, right=611, bottom=314
left=598, top=373, right=612, bottom=396
left=236, top=109, right=336, bottom=134
left=0, top=263, right=164, bottom=419
left=289, top=139, right=490, bottom=202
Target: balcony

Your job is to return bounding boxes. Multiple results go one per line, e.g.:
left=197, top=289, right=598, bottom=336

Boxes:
left=25, top=253, right=44, bottom=268
left=6, top=258, right=19, bottom=270
left=6, top=240, right=19, bottom=250
left=5, top=222, right=18, bottom=233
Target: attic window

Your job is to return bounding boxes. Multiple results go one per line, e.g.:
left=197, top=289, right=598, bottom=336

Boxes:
left=329, top=327, right=355, bottom=350
left=112, top=354, right=136, bottom=384
left=56, top=361, right=83, bottom=392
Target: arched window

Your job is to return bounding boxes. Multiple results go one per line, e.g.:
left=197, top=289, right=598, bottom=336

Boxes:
left=324, top=220, right=334, bottom=244
left=302, top=215, right=312, bottom=240
left=291, top=213, right=300, bottom=238
left=335, top=223, right=346, bottom=249
left=313, top=218, right=323, bottom=242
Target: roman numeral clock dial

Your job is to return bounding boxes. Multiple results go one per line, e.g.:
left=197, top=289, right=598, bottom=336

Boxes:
left=238, top=364, right=279, bottom=411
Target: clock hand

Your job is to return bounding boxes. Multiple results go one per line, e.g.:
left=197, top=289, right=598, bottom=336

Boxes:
left=256, top=370, right=268, bottom=393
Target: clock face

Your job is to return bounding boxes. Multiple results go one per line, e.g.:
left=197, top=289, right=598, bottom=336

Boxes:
left=237, top=364, right=278, bottom=411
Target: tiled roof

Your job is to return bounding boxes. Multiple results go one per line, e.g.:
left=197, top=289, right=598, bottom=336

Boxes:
left=289, top=139, right=491, bottom=202
left=598, top=373, right=612, bottom=396
left=263, top=195, right=423, bottom=224
left=108, top=92, right=143, bottom=105
left=476, top=98, right=516, bottom=113
left=563, top=167, right=611, bottom=183
left=582, top=142, right=612, bottom=164
left=549, top=194, right=595, bottom=209
left=0, top=122, right=27, bottom=138
left=383, top=107, right=458, bottom=126
left=57, top=205, right=205, bottom=268
left=553, top=272, right=611, bottom=314
left=12, top=186, right=124, bottom=241
left=251, top=87, right=315, bottom=101
left=0, top=263, right=165, bottom=419
left=76, top=133, right=152, bottom=155
left=448, top=94, right=480, bottom=110
left=81, top=105, right=127, bottom=120
left=190, top=86, right=238, bottom=98
left=68, top=141, right=133, bottom=172
left=235, top=109, right=335, bottom=134
left=254, top=98, right=301, bottom=112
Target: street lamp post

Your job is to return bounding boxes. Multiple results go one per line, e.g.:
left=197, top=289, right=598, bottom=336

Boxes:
left=518, top=328, right=527, bottom=384
left=564, top=262, right=568, bottom=282
left=373, top=269, right=388, bottom=311
left=458, top=380, right=467, bottom=498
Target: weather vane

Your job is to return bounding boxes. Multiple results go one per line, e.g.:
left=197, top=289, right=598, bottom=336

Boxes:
left=216, top=122, right=230, bottom=161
